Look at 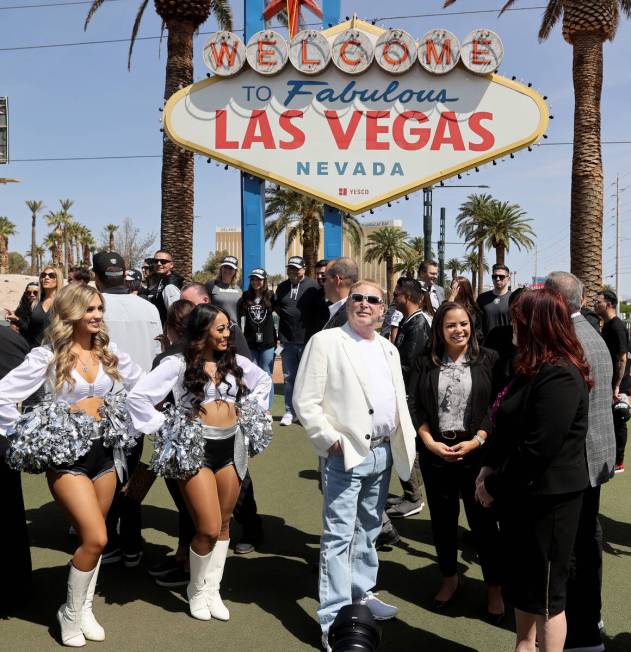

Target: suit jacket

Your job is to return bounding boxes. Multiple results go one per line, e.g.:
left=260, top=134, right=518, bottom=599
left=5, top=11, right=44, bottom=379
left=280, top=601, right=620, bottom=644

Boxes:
left=0, top=326, right=29, bottom=455
left=485, top=363, right=590, bottom=497
left=408, top=348, right=498, bottom=450
left=322, top=300, right=348, bottom=330
left=292, top=323, right=416, bottom=480
left=573, top=313, right=616, bottom=486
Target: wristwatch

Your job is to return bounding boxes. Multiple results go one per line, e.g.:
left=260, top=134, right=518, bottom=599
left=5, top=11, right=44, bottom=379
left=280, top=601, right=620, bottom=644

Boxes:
left=473, top=434, right=486, bottom=447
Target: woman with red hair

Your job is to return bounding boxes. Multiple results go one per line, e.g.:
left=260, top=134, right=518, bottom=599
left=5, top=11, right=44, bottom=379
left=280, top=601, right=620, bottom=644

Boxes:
left=476, top=289, right=591, bottom=652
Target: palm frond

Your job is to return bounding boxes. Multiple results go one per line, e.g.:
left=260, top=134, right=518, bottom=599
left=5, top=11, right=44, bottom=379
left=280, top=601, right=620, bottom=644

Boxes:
left=499, top=0, right=518, bottom=16
left=538, top=0, right=563, bottom=41
left=211, top=0, right=234, bottom=31
left=129, top=0, right=150, bottom=70
left=84, top=0, right=107, bottom=30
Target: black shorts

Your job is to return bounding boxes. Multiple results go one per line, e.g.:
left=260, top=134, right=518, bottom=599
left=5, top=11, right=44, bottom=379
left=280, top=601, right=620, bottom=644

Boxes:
left=203, top=436, right=235, bottom=473
left=53, top=439, right=115, bottom=481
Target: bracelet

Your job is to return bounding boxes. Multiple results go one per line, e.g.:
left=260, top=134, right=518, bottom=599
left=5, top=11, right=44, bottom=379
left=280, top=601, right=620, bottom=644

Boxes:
left=473, top=434, right=486, bottom=447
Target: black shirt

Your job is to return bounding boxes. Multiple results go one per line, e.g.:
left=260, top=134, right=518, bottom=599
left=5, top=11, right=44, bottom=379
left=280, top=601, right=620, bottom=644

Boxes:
left=477, top=290, right=512, bottom=340
left=273, top=277, right=320, bottom=344
left=238, top=295, right=277, bottom=351
left=601, top=316, right=629, bottom=365
left=24, top=301, right=51, bottom=349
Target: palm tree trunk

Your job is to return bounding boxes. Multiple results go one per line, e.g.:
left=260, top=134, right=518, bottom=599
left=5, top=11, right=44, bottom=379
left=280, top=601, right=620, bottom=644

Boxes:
left=570, top=34, right=604, bottom=296
left=302, top=231, right=317, bottom=279
left=83, top=244, right=90, bottom=267
left=161, top=18, right=195, bottom=282
left=471, top=269, right=477, bottom=295
left=496, top=244, right=505, bottom=266
left=386, top=258, right=395, bottom=301
left=31, top=215, right=37, bottom=275
left=0, top=236, right=7, bottom=273
left=477, top=243, right=484, bottom=297
left=109, top=233, right=115, bottom=252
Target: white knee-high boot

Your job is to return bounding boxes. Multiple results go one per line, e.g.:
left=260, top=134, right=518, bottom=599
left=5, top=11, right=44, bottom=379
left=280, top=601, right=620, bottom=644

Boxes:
left=205, top=539, right=230, bottom=621
left=81, top=555, right=105, bottom=641
left=187, top=548, right=212, bottom=621
left=57, top=563, right=95, bottom=647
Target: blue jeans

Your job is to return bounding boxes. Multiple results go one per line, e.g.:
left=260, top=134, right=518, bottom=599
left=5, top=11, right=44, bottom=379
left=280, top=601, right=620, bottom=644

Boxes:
left=318, top=442, right=393, bottom=634
left=251, top=347, right=275, bottom=409
left=280, top=342, right=305, bottom=415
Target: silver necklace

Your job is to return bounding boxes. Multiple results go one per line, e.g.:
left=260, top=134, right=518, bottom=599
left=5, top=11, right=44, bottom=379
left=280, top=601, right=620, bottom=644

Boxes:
left=76, top=351, right=94, bottom=373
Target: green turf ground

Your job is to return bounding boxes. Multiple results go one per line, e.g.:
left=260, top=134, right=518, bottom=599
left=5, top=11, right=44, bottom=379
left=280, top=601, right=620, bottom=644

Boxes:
left=2, top=397, right=630, bottom=651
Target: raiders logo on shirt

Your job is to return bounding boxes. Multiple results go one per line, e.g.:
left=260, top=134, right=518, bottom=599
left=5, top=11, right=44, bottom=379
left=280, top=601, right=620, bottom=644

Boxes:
left=249, top=303, right=267, bottom=324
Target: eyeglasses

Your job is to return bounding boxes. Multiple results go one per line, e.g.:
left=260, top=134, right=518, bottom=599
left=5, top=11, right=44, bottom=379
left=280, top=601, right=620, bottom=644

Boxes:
left=40, top=272, right=56, bottom=279
left=350, top=293, right=383, bottom=305
left=491, top=274, right=507, bottom=280
left=26, top=290, right=39, bottom=296
left=142, top=266, right=149, bottom=271
left=154, top=258, right=172, bottom=265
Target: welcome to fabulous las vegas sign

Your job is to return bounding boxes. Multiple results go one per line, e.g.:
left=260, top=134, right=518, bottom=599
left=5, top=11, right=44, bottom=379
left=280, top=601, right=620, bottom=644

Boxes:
left=163, top=18, right=549, bottom=214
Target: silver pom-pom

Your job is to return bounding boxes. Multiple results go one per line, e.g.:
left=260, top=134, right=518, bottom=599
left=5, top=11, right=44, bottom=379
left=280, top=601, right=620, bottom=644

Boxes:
left=149, top=404, right=205, bottom=479
left=238, top=394, right=272, bottom=457
left=5, top=397, right=96, bottom=474
left=99, top=390, right=139, bottom=456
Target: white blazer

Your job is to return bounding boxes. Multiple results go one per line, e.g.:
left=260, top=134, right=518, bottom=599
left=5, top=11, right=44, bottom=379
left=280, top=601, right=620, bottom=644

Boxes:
left=292, top=323, right=416, bottom=481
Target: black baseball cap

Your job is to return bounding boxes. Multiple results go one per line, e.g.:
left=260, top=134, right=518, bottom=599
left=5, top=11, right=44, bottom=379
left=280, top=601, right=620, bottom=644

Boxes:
left=287, top=256, right=305, bottom=269
left=221, top=255, right=238, bottom=270
left=249, top=268, right=267, bottom=279
left=125, top=269, right=142, bottom=282
left=93, top=252, right=125, bottom=279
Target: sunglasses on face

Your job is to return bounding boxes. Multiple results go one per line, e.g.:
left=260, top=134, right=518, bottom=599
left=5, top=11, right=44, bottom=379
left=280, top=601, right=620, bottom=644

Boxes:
left=26, top=290, right=39, bottom=296
left=40, top=272, right=56, bottom=279
left=492, top=274, right=507, bottom=280
left=350, top=293, right=383, bottom=305
left=154, top=258, right=172, bottom=266
left=142, top=266, right=149, bottom=271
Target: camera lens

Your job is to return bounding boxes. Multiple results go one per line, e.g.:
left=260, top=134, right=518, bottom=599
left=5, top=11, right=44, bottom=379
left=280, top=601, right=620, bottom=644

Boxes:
left=329, top=605, right=381, bottom=651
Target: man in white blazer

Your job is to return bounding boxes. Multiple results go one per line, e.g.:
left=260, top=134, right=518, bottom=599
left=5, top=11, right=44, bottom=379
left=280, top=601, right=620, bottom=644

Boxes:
left=293, top=280, right=416, bottom=651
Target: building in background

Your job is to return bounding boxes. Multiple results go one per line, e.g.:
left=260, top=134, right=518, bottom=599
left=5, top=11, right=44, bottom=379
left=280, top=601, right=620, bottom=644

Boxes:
left=215, top=227, right=242, bottom=260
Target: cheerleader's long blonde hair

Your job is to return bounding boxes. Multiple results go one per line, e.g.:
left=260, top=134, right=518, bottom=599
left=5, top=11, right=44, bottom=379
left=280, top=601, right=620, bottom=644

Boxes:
left=44, top=283, right=121, bottom=393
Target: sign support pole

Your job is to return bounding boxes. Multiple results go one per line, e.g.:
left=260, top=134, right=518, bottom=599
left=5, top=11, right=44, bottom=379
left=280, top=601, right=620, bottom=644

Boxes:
left=423, top=187, right=433, bottom=262
left=240, top=0, right=266, bottom=281
left=322, top=0, right=342, bottom=260
left=438, top=207, right=446, bottom=286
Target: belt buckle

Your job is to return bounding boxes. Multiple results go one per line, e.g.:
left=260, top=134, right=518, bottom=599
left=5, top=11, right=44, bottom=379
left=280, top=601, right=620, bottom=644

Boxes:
left=442, top=430, right=457, bottom=440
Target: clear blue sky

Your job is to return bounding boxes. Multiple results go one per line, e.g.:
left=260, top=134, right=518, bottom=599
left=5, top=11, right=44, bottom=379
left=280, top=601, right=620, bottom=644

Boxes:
left=1, top=0, right=630, bottom=294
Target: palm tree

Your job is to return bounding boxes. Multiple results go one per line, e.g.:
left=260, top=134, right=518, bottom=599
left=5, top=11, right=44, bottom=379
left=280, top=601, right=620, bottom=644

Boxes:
left=0, top=216, right=17, bottom=273
left=455, top=193, right=495, bottom=296
left=58, top=199, right=75, bottom=269
left=35, top=245, right=46, bottom=273
left=85, top=1, right=233, bottom=281
left=265, top=186, right=363, bottom=277
left=43, top=232, right=61, bottom=269
left=44, top=211, right=66, bottom=269
left=395, top=236, right=428, bottom=276
left=79, top=227, right=95, bottom=267
left=482, top=200, right=536, bottom=265
left=105, top=224, right=119, bottom=252
left=446, top=258, right=463, bottom=280
left=364, top=226, right=410, bottom=301
left=25, top=200, right=45, bottom=275
left=461, top=251, right=489, bottom=296
left=445, top=0, right=631, bottom=293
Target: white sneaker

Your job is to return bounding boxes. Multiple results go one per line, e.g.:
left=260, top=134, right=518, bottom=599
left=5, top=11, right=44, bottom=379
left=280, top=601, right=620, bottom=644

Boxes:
left=321, top=632, right=332, bottom=652
left=280, top=412, right=294, bottom=426
left=358, top=591, right=398, bottom=620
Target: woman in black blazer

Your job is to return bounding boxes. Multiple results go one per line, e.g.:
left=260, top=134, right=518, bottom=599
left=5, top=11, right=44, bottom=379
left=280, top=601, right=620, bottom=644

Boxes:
left=476, top=289, right=590, bottom=652
left=409, top=301, right=504, bottom=620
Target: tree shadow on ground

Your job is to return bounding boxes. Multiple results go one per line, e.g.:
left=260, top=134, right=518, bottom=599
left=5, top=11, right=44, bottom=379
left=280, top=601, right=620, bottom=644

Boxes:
left=601, top=514, right=631, bottom=557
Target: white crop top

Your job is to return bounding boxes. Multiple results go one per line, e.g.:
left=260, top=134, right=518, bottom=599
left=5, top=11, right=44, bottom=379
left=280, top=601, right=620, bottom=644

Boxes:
left=0, top=343, right=144, bottom=435
left=126, top=353, right=272, bottom=435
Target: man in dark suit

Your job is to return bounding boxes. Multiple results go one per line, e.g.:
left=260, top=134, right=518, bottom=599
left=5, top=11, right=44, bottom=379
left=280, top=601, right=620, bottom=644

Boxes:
left=0, top=325, right=32, bottom=610
left=321, top=257, right=358, bottom=330
left=545, top=272, right=615, bottom=652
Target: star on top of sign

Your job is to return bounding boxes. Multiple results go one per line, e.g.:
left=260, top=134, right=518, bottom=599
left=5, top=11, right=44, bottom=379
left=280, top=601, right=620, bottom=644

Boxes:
left=263, top=0, right=323, bottom=39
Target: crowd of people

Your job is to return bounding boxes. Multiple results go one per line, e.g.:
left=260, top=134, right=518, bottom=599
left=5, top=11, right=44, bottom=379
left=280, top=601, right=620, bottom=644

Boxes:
left=0, top=251, right=625, bottom=652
